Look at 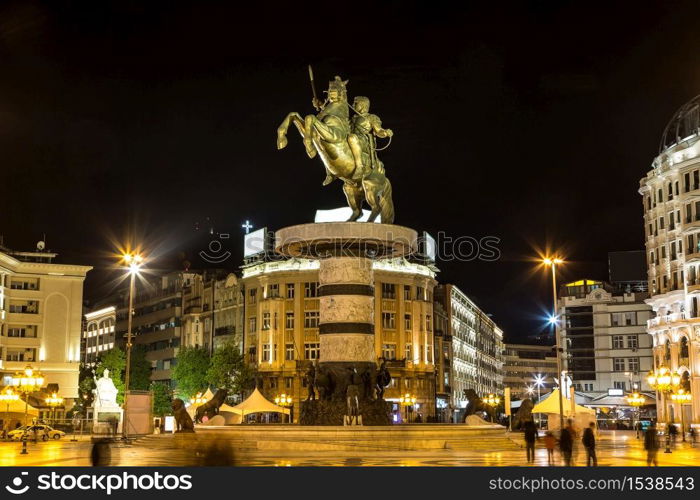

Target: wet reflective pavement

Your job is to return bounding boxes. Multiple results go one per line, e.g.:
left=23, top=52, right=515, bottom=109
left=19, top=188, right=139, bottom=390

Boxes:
left=1, top=431, right=698, bottom=467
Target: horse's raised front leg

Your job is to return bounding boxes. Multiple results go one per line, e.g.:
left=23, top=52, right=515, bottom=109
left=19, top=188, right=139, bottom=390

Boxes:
left=277, top=112, right=299, bottom=150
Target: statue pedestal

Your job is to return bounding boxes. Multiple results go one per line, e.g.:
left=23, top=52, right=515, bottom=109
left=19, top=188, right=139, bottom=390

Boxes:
left=344, top=415, right=363, bottom=426
left=91, top=406, right=123, bottom=435
left=277, top=222, right=416, bottom=425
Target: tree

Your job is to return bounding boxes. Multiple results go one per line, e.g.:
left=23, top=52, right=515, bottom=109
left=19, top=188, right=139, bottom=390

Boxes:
left=172, top=346, right=211, bottom=399
left=150, top=382, right=172, bottom=417
left=129, top=345, right=152, bottom=390
left=206, top=341, right=255, bottom=398
left=96, top=347, right=126, bottom=404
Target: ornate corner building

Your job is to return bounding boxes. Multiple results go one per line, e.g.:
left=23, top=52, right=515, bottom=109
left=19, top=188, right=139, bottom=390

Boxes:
left=640, top=96, right=700, bottom=425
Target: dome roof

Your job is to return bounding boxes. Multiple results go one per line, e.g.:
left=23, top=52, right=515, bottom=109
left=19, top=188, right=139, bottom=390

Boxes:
left=660, top=95, right=700, bottom=154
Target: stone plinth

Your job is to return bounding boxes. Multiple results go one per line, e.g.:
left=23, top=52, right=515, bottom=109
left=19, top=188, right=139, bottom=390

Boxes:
left=275, top=223, right=417, bottom=421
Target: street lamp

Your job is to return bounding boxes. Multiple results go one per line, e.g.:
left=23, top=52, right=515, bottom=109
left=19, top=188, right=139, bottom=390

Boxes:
left=670, top=389, right=692, bottom=443
left=190, top=392, right=208, bottom=406
left=274, top=393, right=293, bottom=423
left=647, top=367, right=682, bottom=451
left=10, top=365, right=44, bottom=454
left=121, top=251, right=144, bottom=441
left=0, top=388, right=19, bottom=438
left=542, top=256, right=566, bottom=431
left=533, top=373, right=545, bottom=429
left=45, top=392, right=64, bottom=426
left=484, top=393, right=501, bottom=423
left=626, top=392, right=645, bottom=439
left=399, top=393, right=417, bottom=423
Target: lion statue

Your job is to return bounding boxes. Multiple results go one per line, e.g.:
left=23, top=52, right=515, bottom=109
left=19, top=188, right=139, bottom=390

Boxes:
left=461, top=389, right=496, bottom=423
left=171, top=398, right=195, bottom=432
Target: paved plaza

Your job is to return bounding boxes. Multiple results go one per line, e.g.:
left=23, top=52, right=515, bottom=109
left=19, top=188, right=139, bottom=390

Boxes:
left=0, top=430, right=698, bottom=467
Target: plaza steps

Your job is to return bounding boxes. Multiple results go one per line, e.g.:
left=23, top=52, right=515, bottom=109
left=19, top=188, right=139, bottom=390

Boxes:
left=135, top=425, right=523, bottom=452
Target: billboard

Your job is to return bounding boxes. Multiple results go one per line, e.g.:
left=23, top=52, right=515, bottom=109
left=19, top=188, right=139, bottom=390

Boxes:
left=244, top=227, right=267, bottom=257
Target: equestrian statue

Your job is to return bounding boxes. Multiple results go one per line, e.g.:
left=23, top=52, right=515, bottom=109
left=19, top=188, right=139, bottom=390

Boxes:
left=277, top=68, right=395, bottom=223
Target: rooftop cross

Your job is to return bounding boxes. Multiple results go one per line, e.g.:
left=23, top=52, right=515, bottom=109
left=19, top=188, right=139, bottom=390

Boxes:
left=242, top=220, right=253, bottom=234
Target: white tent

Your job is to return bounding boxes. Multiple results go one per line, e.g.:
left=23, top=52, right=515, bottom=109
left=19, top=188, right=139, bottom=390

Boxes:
left=532, top=389, right=595, bottom=431
left=228, top=388, right=290, bottom=419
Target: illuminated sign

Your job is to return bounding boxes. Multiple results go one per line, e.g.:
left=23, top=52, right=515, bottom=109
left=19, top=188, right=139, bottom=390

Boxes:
left=421, top=231, right=436, bottom=261
left=314, top=207, right=380, bottom=223
left=607, top=388, right=624, bottom=396
left=244, top=227, right=268, bottom=257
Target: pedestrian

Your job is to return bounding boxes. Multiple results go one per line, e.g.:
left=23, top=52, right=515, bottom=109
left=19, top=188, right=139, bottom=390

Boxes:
left=565, top=419, right=578, bottom=466
left=91, top=438, right=112, bottom=466
left=668, top=422, right=678, bottom=444
left=544, top=431, right=556, bottom=465
left=523, top=420, right=538, bottom=463
left=559, top=422, right=573, bottom=466
left=644, top=423, right=660, bottom=466
left=689, top=426, right=696, bottom=446
left=582, top=422, right=597, bottom=466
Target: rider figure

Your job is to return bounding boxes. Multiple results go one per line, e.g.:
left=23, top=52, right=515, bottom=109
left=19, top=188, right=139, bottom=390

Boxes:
left=348, top=96, right=393, bottom=176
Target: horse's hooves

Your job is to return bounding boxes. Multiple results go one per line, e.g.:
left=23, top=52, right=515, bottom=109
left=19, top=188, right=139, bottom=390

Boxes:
left=277, top=138, right=287, bottom=149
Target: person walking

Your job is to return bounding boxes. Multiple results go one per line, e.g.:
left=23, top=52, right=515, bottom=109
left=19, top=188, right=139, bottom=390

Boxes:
left=689, top=426, right=696, bottom=447
left=559, top=422, right=573, bottom=466
left=668, top=422, right=678, bottom=444
left=582, top=422, right=597, bottom=466
left=644, top=423, right=660, bottom=466
left=544, top=431, right=556, bottom=465
left=523, top=420, right=538, bottom=463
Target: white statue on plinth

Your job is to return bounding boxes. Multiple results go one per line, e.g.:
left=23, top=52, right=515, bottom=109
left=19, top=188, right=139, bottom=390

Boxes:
left=93, top=369, right=119, bottom=409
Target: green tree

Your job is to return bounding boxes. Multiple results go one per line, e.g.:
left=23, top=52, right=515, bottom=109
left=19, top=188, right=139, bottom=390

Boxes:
left=129, top=344, right=152, bottom=390
left=206, top=341, right=255, bottom=398
left=172, top=346, right=211, bottom=399
left=96, top=347, right=126, bottom=404
left=150, top=382, right=172, bottom=417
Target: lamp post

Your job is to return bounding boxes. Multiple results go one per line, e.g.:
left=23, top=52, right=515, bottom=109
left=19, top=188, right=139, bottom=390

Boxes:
left=0, top=388, right=19, bottom=439
left=484, top=393, right=501, bottom=423
left=10, top=365, right=45, bottom=454
left=399, top=393, right=417, bottom=423
left=533, top=373, right=545, bottom=429
left=671, top=389, right=692, bottom=443
left=542, top=256, right=566, bottom=431
left=647, top=367, right=682, bottom=452
left=45, top=392, right=64, bottom=427
left=626, top=392, right=645, bottom=439
left=274, top=393, right=293, bottom=423
left=122, top=252, right=144, bottom=441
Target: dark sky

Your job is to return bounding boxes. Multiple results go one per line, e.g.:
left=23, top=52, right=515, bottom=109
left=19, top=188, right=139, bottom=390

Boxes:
left=2, top=1, right=700, bottom=342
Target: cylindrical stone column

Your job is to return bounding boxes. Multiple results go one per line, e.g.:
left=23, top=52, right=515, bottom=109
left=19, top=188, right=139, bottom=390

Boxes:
left=318, top=256, right=375, bottom=366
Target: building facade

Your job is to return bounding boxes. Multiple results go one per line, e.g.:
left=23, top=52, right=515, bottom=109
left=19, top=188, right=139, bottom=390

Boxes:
left=0, top=244, right=91, bottom=412
left=640, top=95, right=700, bottom=425
left=434, top=284, right=504, bottom=417
left=241, top=257, right=438, bottom=423
left=503, top=343, right=557, bottom=400
left=83, top=306, right=116, bottom=364
left=558, top=279, right=653, bottom=396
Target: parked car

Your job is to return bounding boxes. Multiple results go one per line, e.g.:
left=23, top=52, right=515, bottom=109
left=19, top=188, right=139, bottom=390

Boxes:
left=8, top=424, right=66, bottom=441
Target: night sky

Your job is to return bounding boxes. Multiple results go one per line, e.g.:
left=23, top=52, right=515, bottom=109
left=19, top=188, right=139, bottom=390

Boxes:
left=2, top=1, right=700, bottom=342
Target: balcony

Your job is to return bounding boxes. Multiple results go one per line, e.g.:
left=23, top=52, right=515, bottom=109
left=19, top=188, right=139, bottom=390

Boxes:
left=214, top=326, right=235, bottom=337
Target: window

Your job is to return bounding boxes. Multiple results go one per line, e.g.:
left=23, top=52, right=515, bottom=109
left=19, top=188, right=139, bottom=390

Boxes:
left=269, top=378, right=277, bottom=389
left=382, top=343, right=397, bottom=360
left=382, top=312, right=396, bottom=329
left=304, top=282, right=318, bottom=298
left=695, top=170, right=699, bottom=190
left=627, top=358, right=639, bottom=372
left=404, top=314, right=412, bottom=330
left=671, top=241, right=677, bottom=260
left=262, top=312, right=271, bottom=330
left=612, top=335, right=624, bottom=349
left=685, top=172, right=691, bottom=192
left=687, top=204, right=693, bottom=223
left=669, top=213, right=675, bottom=230
left=415, top=286, right=425, bottom=301
left=285, top=343, right=295, bottom=360
left=613, top=381, right=626, bottom=390
left=267, top=283, right=279, bottom=298
left=403, top=285, right=411, bottom=300
left=659, top=216, right=665, bottom=229
left=285, top=312, right=294, bottom=329
left=248, top=288, right=257, bottom=304
left=304, top=342, right=320, bottom=360
left=584, top=383, right=593, bottom=391
left=627, top=335, right=638, bottom=349
left=262, top=343, right=272, bottom=362
left=426, top=314, right=432, bottom=332
left=613, top=358, right=625, bottom=371
left=405, top=343, right=412, bottom=360
left=248, top=316, right=257, bottom=333
left=426, top=344, right=433, bottom=363
left=304, top=311, right=320, bottom=328
left=286, top=283, right=295, bottom=299
left=285, top=377, right=293, bottom=389
left=381, top=283, right=396, bottom=299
